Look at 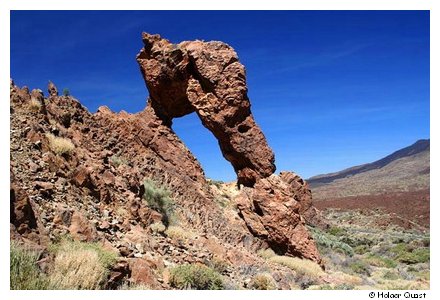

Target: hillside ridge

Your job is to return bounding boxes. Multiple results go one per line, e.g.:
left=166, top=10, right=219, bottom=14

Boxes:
left=308, top=139, right=430, bottom=187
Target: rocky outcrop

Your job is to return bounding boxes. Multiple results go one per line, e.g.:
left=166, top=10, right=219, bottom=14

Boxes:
left=236, top=172, right=322, bottom=265
left=9, top=33, right=325, bottom=289
left=137, top=33, right=275, bottom=187
left=10, top=169, right=38, bottom=236
left=48, top=81, right=58, bottom=96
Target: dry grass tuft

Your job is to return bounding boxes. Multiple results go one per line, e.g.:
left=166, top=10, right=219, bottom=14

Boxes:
left=149, top=222, right=166, bottom=234
left=169, top=263, right=224, bottom=290
left=48, top=239, right=117, bottom=290
left=250, top=273, right=277, bottom=290
left=45, top=133, right=75, bottom=155
left=28, top=98, right=42, bottom=112
left=268, top=255, right=324, bottom=278
left=165, top=226, right=197, bottom=241
left=257, top=248, right=276, bottom=259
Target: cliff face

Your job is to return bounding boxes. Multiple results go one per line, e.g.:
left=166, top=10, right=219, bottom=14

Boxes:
left=10, top=33, right=323, bottom=289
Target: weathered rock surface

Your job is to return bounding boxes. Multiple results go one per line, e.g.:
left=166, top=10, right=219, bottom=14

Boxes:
left=236, top=172, right=322, bottom=265
left=137, top=33, right=275, bottom=187
left=9, top=32, right=325, bottom=289
left=48, top=81, right=58, bottom=96
left=10, top=169, right=38, bottom=236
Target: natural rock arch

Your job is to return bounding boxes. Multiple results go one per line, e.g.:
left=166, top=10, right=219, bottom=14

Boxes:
left=137, top=33, right=275, bottom=186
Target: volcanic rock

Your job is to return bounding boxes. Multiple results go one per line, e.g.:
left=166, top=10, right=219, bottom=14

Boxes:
left=10, top=169, right=38, bottom=235
left=9, top=32, right=326, bottom=289
left=137, top=33, right=275, bottom=187
left=128, top=258, right=161, bottom=288
left=48, top=81, right=58, bottom=97
left=68, top=211, right=98, bottom=242
left=235, top=172, right=323, bottom=265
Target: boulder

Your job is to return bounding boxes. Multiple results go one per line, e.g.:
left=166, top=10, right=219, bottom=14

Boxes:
left=68, top=211, right=98, bottom=242
left=10, top=169, right=38, bottom=235
left=128, top=258, right=161, bottom=289
left=235, top=172, right=323, bottom=266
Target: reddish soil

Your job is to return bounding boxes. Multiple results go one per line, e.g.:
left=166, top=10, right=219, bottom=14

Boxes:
left=315, top=189, right=430, bottom=229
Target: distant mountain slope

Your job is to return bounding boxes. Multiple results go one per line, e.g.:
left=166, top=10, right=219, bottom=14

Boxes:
left=308, top=139, right=430, bottom=200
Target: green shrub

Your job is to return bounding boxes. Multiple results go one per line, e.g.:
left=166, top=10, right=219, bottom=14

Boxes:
left=383, top=270, right=399, bottom=280
left=208, top=256, right=230, bottom=274
left=308, top=226, right=354, bottom=256
left=339, top=235, right=373, bottom=249
left=349, top=260, right=370, bottom=276
left=169, top=264, right=224, bottom=290
left=143, top=179, right=176, bottom=226
left=391, top=244, right=429, bottom=264
left=328, top=226, right=345, bottom=236
left=365, top=253, right=397, bottom=268
left=62, top=88, right=70, bottom=96
left=110, top=155, right=129, bottom=167
left=397, top=249, right=429, bottom=264
left=354, top=245, right=370, bottom=255
left=10, top=242, right=49, bottom=290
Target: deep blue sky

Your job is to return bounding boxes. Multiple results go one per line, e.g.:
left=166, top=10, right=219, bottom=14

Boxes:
left=10, top=11, right=430, bottom=181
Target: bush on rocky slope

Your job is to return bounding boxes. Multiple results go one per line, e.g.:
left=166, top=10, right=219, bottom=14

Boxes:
left=249, top=273, right=277, bottom=290
left=143, top=179, right=176, bottom=226
left=169, top=264, right=224, bottom=290
left=10, top=242, right=49, bottom=290
left=45, top=133, right=75, bottom=156
left=48, top=238, right=117, bottom=289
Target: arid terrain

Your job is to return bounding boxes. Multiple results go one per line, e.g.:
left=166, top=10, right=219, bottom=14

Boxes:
left=10, top=33, right=429, bottom=290
left=309, top=141, right=430, bottom=290
left=309, top=139, right=430, bottom=230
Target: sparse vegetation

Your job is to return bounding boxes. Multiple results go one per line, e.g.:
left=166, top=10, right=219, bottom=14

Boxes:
left=390, top=243, right=429, bottom=264
left=62, top=88, right=70, bottom=96
left=110, top=154, right=129, bottom=167
left=149, top=221, right=166, bottom=234
left=208, top=179, right=224, bottom=189
left=48, top=238, right=117, bottom=289
left=45, top=133, right=75, bottom=155
left=169, top=264, right=224, bottom=290
left=349, top=260, right=371, bottom=276
left=28, top=98, right=42, bottom=112
left=308, top=226, right=354, bottom=256
left=165, top=225, right=196, bottom=240
left=305, top=209, right=430, bottom=290
left=208, top=256, right=230, bottom=274
left=143, top=179, right=176, bottom=226
left=250, top=273, right=276, bottom=290
left=257, top=248, right=276, bottom=259
left=268, top=255, right=324, bottom=278
left=10, top=242, right=49, bottom=290
left=364, top=253, right=397, bottom=268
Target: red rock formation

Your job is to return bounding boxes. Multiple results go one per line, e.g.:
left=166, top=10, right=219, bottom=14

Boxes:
left=236, top=172, right=323, bottom=265
left=9, top=33, right=325, bottom=289
left=10, top=169, right=38, bottom=236
left=137, top=33, right=275, bottom=187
